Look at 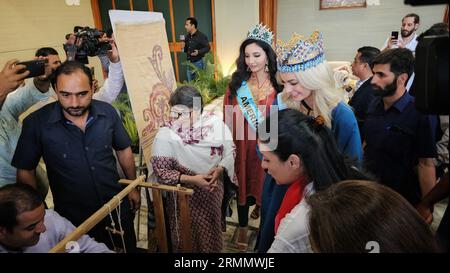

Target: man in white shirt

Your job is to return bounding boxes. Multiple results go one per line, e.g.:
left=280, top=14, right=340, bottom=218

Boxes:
left=382, top=13, right=420, bottom=54
left=382, top=13, right=420, bottom=92
left=0, top=183, right=113, bottom=253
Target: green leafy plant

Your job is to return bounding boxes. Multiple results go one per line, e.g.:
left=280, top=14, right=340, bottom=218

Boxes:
left=181, top=52, right=231, bottom=105
left=112, top=93, right=140, bottom=153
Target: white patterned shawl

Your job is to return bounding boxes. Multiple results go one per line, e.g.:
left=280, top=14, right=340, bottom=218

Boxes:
left=151, top=112, right=237, bottom=185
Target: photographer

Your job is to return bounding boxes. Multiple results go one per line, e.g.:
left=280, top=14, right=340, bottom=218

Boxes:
left=1, top=34, right=125, bottom=193
left=62, top=32, right=125, bottom=104
left=0, top=48, right=60, bottom=193
left=65, top=26, right=112, bottom=65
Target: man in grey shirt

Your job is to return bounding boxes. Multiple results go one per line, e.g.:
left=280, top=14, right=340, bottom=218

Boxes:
left=0, top=47, right=61, bottom=191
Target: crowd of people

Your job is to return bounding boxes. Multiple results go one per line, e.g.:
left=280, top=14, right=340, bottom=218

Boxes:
left=0, top=13, right=448, bottom=253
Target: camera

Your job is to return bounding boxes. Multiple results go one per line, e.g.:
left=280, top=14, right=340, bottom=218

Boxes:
left=64, top=26, right=112, bottom=64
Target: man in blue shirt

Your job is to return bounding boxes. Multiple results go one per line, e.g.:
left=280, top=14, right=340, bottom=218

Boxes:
left=12, top=61, right=140, bottom=252
left=364, top=48, right=436, bottom=205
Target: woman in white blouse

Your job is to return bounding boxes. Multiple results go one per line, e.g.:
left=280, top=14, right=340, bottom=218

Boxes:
left=257, top=109, right=368, bottom=253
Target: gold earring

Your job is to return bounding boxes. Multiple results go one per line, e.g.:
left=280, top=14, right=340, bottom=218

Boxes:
left=264, top=63, right=269, bottom=72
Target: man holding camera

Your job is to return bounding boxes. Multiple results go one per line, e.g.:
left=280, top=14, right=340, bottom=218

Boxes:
left=0, top=48, right=61, bottom=193
left=1, top=31, right=126, bottom=192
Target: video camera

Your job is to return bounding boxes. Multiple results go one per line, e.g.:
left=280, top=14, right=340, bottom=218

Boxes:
left=64, top=26, right=112, bottom=64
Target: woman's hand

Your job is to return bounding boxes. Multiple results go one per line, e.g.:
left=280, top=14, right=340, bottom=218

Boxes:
left=183, top=174, right=214, bottom=191
left=207, top=166, right=224, bottom=192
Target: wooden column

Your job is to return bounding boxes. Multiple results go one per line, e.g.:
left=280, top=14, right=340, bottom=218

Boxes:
left=90, top=0, right=103, bottom=30
left=259, top=0, right=277, bottom=39
left=211, top=0, right=217, bottom=79
left=189, top=0, right=194, bottom=17
left=168, top=0, right=180, bottom=81
left=444, top=5, right=449, bottom=25
left=148, top=0, right=154, bottom=11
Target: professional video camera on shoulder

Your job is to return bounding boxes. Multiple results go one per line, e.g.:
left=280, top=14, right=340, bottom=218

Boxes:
left=64, top=26, right=112, bottom=64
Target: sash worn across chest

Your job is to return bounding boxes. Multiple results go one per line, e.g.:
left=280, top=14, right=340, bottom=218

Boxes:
left=236, top=81, right=264, bottom=131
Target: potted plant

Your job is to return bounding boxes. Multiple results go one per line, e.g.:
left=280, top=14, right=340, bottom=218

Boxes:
left=181, top=53, right=231, bottom=105
left=112, top=93, right=140, bottom=154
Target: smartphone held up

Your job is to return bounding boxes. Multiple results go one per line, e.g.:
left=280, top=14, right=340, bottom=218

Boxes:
left=391, top=31, right=399, bottom=48
left=16, top=59, right=46, bottom=79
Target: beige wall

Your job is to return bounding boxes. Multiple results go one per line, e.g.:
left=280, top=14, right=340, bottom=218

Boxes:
left=0, top=0, right=104, bottom=83
left=277, top=0, right=447, bottom=61
left=215, top=0, right=259, bottom=76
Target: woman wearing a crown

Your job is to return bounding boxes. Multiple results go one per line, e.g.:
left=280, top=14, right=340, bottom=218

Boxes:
left=257, top=31, right=364, bottom=252
left=223, top=24, right=282, bottom=251
left=275, top=31, right=362, bottom=161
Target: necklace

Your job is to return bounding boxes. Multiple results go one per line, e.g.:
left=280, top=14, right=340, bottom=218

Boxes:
left=257, top=75, right=269, bottom=89
left=251, top=73, right=271, bottom=101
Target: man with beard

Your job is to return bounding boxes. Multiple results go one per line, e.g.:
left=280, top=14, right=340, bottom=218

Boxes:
left=11, top=61, right=140, bottom=252
left=0, top=48, right=60, bottom=193
left=363, top=48, right=437, bottom=206
left=382, top=13, right=420, bottom=54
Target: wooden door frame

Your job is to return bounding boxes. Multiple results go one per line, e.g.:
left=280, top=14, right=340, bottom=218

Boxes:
left=259, top=0, right=278, bottom=40
left=90, top=0, right=217, bottom=82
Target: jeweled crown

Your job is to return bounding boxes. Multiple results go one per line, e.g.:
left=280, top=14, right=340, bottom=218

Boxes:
left=276, top=30, right=325, bottom=72
left=247, top=23, right=274, bottom=46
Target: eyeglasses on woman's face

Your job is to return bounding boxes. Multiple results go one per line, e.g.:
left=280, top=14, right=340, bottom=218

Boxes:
left=169, top=105, right=192, bottom=120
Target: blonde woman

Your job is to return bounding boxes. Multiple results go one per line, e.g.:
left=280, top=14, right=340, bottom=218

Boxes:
left=257, top=31, right=362, bottom=252
left=276, top=31, right=362, bottom=161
